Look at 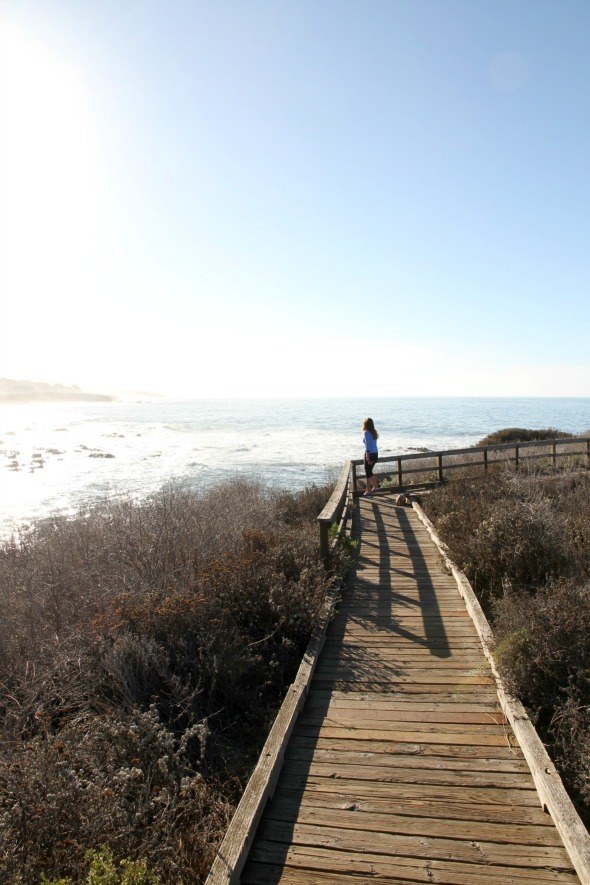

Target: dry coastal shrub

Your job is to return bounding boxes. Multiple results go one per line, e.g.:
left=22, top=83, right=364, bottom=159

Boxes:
left=0, top=707, right=231, bottom=883
left=493, top=579, right=590, bottom=816
left=0, top=478, right=338, bottom=883
left=466, top=499, right=565, bottom=601
left=423, top=466, right=590, bottom=819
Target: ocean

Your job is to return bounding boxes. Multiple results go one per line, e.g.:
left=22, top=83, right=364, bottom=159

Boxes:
left=1, top=397, right=588, bottom=535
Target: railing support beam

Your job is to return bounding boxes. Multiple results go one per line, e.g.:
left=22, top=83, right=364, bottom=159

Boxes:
left=318, top=520, right=331, bottom=569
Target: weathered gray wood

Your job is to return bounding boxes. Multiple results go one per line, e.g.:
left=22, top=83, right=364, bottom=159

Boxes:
left=351, top=435, right=590, bottom=467
left=371, top=448, right=588, bottom=481
left=317, top=460, right=351, bottom=567
left=245, top=846, right=579, bottom=885
left=256, top=818, right=575, bottom=869
left=317, top=460, right=350, bottom=524
left=413, top=499, right=590, bottom=885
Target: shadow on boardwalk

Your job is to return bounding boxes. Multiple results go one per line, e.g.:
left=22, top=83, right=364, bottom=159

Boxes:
left=240, top=496, right=578, bottom=884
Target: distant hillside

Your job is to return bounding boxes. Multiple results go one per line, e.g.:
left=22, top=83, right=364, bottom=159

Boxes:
left=0, top=378, right=115, bottom=404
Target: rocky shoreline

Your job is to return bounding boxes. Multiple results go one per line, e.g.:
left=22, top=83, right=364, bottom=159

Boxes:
left=0, top=378, right=114, bottom=404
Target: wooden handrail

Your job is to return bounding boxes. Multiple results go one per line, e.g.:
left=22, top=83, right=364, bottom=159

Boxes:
left=350, top=436, right=590, bottom=489
left=350, top=435, right=590, bottom=467
left=317, top=460, right=352, bottom=568
left=317, top=436, right=589, bottom=561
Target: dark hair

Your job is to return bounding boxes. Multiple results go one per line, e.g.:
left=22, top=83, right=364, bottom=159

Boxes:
left=362, top=417, right=378, bottom=440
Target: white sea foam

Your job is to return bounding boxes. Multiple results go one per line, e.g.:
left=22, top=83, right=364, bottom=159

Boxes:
left=0, top=397, right=588, bottom=535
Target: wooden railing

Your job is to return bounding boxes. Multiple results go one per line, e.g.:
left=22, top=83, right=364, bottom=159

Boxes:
left=317, top=459, right=354, bottom=567
left=316, top=437, right=590, bottom=561
left=350, top=435, right=590, bottom=492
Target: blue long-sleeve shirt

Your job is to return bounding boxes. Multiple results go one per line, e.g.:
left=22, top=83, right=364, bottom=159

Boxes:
left=363, top=430, right=378, bottom=455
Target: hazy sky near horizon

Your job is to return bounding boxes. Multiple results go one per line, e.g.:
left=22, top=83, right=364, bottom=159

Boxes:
left=1, top=0, right=589, bottom=398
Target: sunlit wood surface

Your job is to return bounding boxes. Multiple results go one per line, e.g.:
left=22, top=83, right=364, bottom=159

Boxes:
left=242, top=495, right=579, bottom=884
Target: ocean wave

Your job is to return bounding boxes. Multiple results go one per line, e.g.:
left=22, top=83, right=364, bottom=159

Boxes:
left=163, top=423, right=195, bottom=433
left=1, top=396, right=588, bottom=535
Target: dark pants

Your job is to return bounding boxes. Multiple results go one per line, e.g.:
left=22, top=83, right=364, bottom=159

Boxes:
left=365, top=453, right=378, bottom=477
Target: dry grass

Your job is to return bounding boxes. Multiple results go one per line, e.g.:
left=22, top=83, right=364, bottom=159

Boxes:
left=0, top=478, right=338, bottom=883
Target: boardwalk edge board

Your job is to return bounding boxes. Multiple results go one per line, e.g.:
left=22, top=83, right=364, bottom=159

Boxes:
left=412, top=497, right=590, bottom=885
left=205, top=591, right=338, bottom=885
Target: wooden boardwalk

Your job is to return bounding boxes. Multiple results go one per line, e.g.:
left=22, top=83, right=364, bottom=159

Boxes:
left=242, top=495, right=580, bottom=884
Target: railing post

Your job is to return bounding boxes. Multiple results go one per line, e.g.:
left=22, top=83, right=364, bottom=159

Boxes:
left=483, top=449, right=488, bottom=472
left=587, top=439, right=590, bottom=467
left=397, top=458, right=402, bottom=487
left=515, top=445, right=519, bottom=470
left=552, top=443, right=557, bottom=468
left=351, top=462, right=357, bottom=494
left=437, top=454, right=443, bottom=483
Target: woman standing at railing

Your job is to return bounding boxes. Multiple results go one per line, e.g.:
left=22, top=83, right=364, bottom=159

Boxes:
left=362, top=417, right=379, bottom=495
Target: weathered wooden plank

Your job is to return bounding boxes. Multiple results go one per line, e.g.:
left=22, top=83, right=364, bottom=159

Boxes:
left=271, top=784, right=554, bottom=827
left=318, top=658, right=488, bottom=670
left=245, top=845, right=579, bottom=884
left=255, top=819, right=574, bottom=869
left=290, top=734, right=524, bottom=760
left=321, top=639, right=485, bottom=648
left=327, top=636, right=487, bottom=647
left=307, top=692, right=504, bottom=710
left=285, top=746, right=528, bottom=773
left=314, top=667, right=494, bottom=682
left=298, top=717, right=510, bottom=737
left=324, top=643, right=487, bottom=654
left=242, top=860, right=571, bottom=885
left=330, top=626, right=481, bottom=635
left=279, top=773, right=544, bottom=806
left=317, top=658, right=491, bottom=671
left=264, top=799, right=563, bottom=846
left=300, top=707, right=507, bottom=724
left=281, top=758, right=533, bottom=787
left=311, top=681, right=497, bottom=693
left=369, top=610, right=472, bottom=617
left=283, top=759, right=535, bottom=791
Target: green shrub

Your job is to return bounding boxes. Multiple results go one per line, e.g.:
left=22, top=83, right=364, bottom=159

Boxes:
left=477, top=427, right=573, bottom=446
left=41, top=847, right=159, bottom=883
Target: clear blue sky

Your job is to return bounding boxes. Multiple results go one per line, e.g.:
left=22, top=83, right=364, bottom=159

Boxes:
left=1, top=0, right=589, bottom=397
